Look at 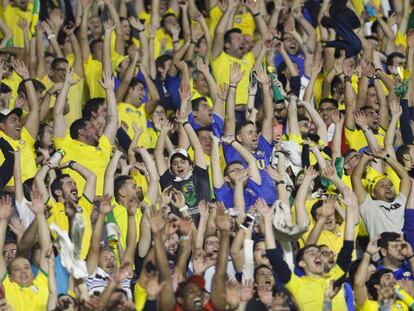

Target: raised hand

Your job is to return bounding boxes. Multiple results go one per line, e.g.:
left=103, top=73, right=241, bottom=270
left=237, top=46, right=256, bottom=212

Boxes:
left=215, top=204, right=231, bottom=231
left=64, top=68, right=79, bottom=86
left=160, top=119, right=174, bottom=132
left=179, top=217, right=192, bottom=235
left=304, top=165, right=318, bottom=180
left=179, top=83, right=192, bottom=105
left=192, top=250, right=211, bottom=275
left=254, top=65, right=270, bottom=85
left=240, top=279, right=254, bottom=302
left=171, top=190, right=185, bottom=209
left=198, top=200, right=209, bottom=218
left=99, top=194, right=113, bottom=215
left=0, top=196, right=13, bottom=221
left=99, top=71, right=115, bottom=90
left=390, top=100, right=402, bottom=118
left=150, top=211, right=166, bottom=234
left=17, top=18, right=29, bottom=31
left=257, top=285, right=273, bottom=306
left=354, top=110, right=368, bottom=128
left=128, top=16, right=145, bottom=31
left=9, top=216, right=25, bottom=238
left=103, top=19, right=116, bottom=34
left=321, top=195, right=336, bottom=217
left=229, top=62, right=244, bottom=86
left=80, top=0, right=92, bottom=9
left=244, top=0, right=258, bottom=14
left=194, top=57, right=209, bottom=73
left=399, top=240, right=414, bottom=259
left=331, top=110, right=344, bottom=126
left=224, top=279, right=241, bottom=309
left=191, top=22, right=204, bottom=42
left=324, top=279, right=341, bottom=301
left=265, top=166, right=282, bottom=181
left=407, top=30, right=414, bottom=49
left=366, top=235, right=381, bottom=255
left=29, top=190, right=45, bottom=214
left=361, top=58, right=375, bottom=78
left=255, top=198, right=271, bottom=217
left=323, top=162, right=337, bottom=180
left=48, top=9, right=64, bottom=33
left=145, top=271, right=166, bottom=299
left=342, top=58, right=354, bottom=77
left=11, top=59, right=30, bottom=79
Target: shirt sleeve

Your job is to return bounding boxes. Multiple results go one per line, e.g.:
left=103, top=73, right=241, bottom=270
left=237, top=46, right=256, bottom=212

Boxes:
left=99, top=135, right=113, bottom=157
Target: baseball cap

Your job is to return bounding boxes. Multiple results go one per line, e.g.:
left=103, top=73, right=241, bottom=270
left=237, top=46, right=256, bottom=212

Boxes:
left=170, top=148, right=191, bottom=165
left=0, top=108, right=22, bottom=122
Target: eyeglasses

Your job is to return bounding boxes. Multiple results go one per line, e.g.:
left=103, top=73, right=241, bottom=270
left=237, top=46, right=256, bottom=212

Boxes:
left=320, top=250, right=335, bottom=257
left=2, top=249, right=17, bottom=257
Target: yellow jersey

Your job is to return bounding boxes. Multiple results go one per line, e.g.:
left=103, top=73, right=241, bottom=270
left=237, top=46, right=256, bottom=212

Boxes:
left=345, top=127, right=385, bottom=152
left=211, top=51, right=255, bottom=106
left=0, top=127, right=37, bottom=186
left=2, top=3, right=33, bottom=48
left=4, top=270, right=49, bottom=311
left=54, top=132, right=113, bottom=196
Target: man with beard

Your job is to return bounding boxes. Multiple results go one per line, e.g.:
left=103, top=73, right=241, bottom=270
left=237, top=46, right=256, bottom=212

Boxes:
left=376, top=232, right=414, bottom=281
left=352, top=151, right=411, bottom=239
left=53, top=69, right=118, bottom=197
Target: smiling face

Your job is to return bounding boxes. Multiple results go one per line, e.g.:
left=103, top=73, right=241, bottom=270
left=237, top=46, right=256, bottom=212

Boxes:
left=203, top=235, right=219, bottom=260
left=82, top=120, right=100, bottom=146
left=164, top=233, right=179, bottom=256
left=9, top=257, right=34, bottom=286
left=121, top=19, right=131, bottom=41
left=99, top=249, right=117, bottom=274
left=318, top=102, right=337, bottom=125
left=0, top=113, right=22, bottom=140
left=3, top=243, right=17, bottom=264
left=224, top=162, right=245, bottom=186
left=129, top=82, right=146, bottom=104
left=372, top=178, right=395, bottom=202
left=299, top=246, right=325, bottom=276
left=298, top=119, right=316, bottom=136
left=179, top=282, right=204, bottom=311
left=88, top=16, right=103, bottom=37
left=171, top=156, right=192, bottom=178
left=237, top=123, right=259, bottom=152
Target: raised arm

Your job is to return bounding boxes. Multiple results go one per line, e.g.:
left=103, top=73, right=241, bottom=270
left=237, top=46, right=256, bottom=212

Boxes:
left=12, top=60, right=40, bottom=139
left=0, top=196, right=13, bottom=279
left=79, top=0, right=92, bottom=61
left=300, top=100, right=328, bottom=143
left=151, top=212, right=176, bottom=310
left=306, top=196, right=336, bottom=245
left=294, top=166, right=317, bottom=227
left=142, top=67, right=160, bottom=116
left=53, top=69, right=76, bottom=138
left=101, top=72, right=119, bottom=144
left=224, top=62, right=244, bottom=137
left=154, top=119, right=173, bottom=176
left=106, top=0, right=125, bottom=55
left=29, top=190, right=52, bottom=273
left=212, top=1, right=238, bottom=58
left=384, top=100, right=402, bottom=158
left=210, top=134, right=224, bottom=188
left=103, top=150, right=122, bottom=197
left=354, top=236, right=381, bottom=306
left=123, top=197, right=137, bottom=264
left=288, top=96, right=301, bottom=136
left=351, top=154, right=371, bottom=204
left=211, top=207, right=231, bottom=310
left=136, top=148, right=159, bottom=204
left=255, top=65, right=273, bottom=143
left=115, top=51, right=138, bottom=102
left=67, top=161, right=97, bottom=202
left=63, top=24, right=84, bottom=78
left=223, top=136, right=261, bottom=185
left=86, top=194, right=113, bottom=275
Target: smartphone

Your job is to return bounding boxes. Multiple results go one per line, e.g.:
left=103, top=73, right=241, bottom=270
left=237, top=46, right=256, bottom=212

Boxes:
left=250, top=70, right=257, bottom=87
left=240, top=214, right=255, bottom=230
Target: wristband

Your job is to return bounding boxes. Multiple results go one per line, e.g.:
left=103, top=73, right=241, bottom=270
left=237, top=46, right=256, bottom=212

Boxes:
left=182, top=121, right=190, bottom=127
left=344, top=76, right=352, bottom=82
left=365, top=250, right=373, bottom=257
left=372, top=74, right=379, bottom=80
left=384, top=154, right=391, bottom=162
left=406, top=254, right=414, bottom=261
left=21, top=78, right=31, bottom=84
left=179, top=205, right=189, bottom=213
left=253, top=12, right=260, bottom=17
left=173, top=40, right=179, bottom=44
left=47, top=34, right=55, bottom=40
left=229, top=84, right=237, bottom=88
left=68, top=161, right=76, bottom=169
left=180, top=235, right=190, bottom=241
left=275, top=180, right=285, bottom=186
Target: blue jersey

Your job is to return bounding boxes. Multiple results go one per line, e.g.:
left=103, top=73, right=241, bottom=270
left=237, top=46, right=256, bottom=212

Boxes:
left=377, top=261, right=413, bottom=281
left=214, top=180, right=258, bottom=211
left=223, top=135, right=277, bottom=205
left=274, top=51, right=305, bottom=77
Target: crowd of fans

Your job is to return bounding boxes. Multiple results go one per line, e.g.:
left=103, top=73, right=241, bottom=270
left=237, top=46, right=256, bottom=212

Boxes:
left=1, top=0, right=414, bottom=310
